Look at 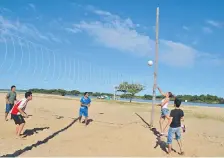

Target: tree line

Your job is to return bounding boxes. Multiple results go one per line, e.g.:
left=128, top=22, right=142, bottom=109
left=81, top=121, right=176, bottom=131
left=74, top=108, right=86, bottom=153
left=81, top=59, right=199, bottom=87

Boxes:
left=117, top=82, right=223, bottom=104
left=1, top=81, right=222, bottom=104
left=26, top=82, right=224, bottom=104
left=28, top=88, right=113, bottom=97
left=139, top=94, right=224, bottom=104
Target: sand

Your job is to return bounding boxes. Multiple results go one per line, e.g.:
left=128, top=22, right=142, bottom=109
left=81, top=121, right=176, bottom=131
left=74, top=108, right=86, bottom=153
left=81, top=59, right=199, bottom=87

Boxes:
left=0, top=93, right=224, bottom=157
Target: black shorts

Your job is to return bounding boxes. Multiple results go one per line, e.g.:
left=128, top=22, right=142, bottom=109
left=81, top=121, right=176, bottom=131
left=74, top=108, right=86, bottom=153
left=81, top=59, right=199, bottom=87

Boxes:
left=11, top=114, right=25, bottom=125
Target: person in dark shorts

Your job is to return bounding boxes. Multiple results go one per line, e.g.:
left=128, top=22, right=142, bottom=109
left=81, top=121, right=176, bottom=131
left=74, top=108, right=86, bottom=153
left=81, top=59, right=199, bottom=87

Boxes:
left=5, top=85, right=17, bottom=121
left=10, top=91, right=32, bottom=137
left=165, top=98, right=185, bottom=155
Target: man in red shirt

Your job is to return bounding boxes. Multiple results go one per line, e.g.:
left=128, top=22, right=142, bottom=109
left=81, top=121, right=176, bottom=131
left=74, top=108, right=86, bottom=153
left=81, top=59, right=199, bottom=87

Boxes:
left=10, top=91, right=32, bottom=137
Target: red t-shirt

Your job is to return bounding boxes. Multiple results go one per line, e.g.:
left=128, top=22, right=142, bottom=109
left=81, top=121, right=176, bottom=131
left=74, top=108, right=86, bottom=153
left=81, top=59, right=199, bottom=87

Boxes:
left=10, top=98, right=28, bottom=115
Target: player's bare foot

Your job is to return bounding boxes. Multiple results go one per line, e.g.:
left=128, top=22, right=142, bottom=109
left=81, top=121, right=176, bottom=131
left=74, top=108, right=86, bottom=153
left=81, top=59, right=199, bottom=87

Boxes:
left=15, top=135, right=21, bottom=139
left=160, top=132, right=166, bottom=136
left=167, top=153, right=172, bottom=157
left=179, top=151, right=185, bottom=155
left=16, top=135, right=26, bottom=140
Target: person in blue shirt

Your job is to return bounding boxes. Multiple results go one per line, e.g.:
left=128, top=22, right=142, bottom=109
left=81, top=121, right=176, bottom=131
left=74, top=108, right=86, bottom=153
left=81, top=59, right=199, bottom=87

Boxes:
left=79, top=92, right=91, bottom=125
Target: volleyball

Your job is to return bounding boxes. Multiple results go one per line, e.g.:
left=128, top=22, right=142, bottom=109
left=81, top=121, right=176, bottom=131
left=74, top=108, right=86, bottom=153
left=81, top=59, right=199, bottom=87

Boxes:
left=148, top=60, right=153, bottom=66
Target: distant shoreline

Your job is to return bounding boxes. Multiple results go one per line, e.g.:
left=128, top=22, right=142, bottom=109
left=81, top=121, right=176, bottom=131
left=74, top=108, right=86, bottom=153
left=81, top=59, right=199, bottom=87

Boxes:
left=65, top=95, right=224, bottom=108
left=0, top=90, right=223, bottom=107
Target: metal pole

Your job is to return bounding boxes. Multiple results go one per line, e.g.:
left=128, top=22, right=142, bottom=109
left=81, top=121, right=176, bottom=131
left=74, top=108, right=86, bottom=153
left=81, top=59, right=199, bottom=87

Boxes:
left=150, top=7, right=159, bottom=127
left=114, top=86, right=116, bottom=100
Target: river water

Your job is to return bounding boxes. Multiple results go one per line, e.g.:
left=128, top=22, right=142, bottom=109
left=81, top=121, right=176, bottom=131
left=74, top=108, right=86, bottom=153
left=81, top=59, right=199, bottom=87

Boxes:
left=68, top=96, right=224, bottom=108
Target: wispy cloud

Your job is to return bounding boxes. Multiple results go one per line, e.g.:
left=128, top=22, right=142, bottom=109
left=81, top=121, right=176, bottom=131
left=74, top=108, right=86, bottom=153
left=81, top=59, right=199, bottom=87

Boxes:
left=69, top=8, right=153, bottom=56
left=93, top=9, right=112, bottom=16
left=65, top=27, right=81, bottom=34
left=160, top=40, right=197, bottom=67
left=182, top=25, right=189, bottom=31
left=0, top=16, right=17, bottom=31
left=0, top=15, right=63, bottom=43
left=0, top=7, right=12, bottom=14
left=192, top=39, right=199, bottom=45
left=47, top=33, right=62, bottom=43
left=67, top=7, right=224, bottom=67
left=0, top=15, right=47, bottom=40
left=28, top=3, right=36, bottom=11
left=206, top=20, right=222, bottom=28
left=202, top=27, right=213, bottom=34
left=64, top=39, right=72, bottom=45
left=73, top=21, right=153, bottom=56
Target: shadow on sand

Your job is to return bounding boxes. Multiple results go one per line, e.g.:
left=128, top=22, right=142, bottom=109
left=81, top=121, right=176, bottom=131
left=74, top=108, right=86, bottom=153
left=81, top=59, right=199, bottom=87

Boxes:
left=81, top=119, right=93, bottom=126
left=135, top=113, right=177, bottom=154
left=1, top=118, right=78, bottom=157
left=22, top=127, right=50, bottom=138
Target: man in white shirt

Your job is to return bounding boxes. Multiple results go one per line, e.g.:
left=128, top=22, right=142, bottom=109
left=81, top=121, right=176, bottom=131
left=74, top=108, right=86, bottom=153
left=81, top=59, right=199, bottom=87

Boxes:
left=10, top=91, right=32, bottom=137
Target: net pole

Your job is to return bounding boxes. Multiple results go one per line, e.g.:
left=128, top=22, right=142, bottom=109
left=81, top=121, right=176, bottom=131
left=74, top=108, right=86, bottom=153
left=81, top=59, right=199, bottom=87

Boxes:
left=150, top=7, right=159, bottom=127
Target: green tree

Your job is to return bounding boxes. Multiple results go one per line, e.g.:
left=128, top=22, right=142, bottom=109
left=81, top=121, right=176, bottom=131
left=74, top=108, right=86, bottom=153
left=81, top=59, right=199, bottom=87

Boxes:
left=118, top=82, right=144, bottom=102
left=70, top=90, right=80, bottom=95
left=143, top=94, right=153, bottom=100
left=92, top=92, right=101, bottom=96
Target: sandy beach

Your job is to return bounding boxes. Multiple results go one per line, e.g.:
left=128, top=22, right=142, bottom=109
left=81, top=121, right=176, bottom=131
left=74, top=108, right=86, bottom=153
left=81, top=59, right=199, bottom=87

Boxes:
left=0, top=93, right=224, bottom=157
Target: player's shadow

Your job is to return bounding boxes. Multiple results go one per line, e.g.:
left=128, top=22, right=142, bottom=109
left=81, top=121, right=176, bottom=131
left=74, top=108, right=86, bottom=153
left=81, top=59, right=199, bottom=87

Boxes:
left=1, top=118, right=79, bottom=157
left=135, top=113, right=177, bottom=154
left=135, top=113, right=151, bottom=127
left=152, top=129, right=169, bottom=154
left=81, top=119, right=93, bottom=126
left=152, top=128, right=177, bottom=154
left=22, top=127, right=50, bottom=138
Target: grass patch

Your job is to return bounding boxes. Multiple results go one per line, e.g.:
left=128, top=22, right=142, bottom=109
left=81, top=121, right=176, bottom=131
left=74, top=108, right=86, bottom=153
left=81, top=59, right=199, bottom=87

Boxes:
left=92, top=99, right=150, bottom=106
left=181, top=109, right=193, bottom=114
left=193, top=113, right=208, bottom=119
left=34, top=95, right=79, bottom=101
left=192, top=112, right=224, bottom=122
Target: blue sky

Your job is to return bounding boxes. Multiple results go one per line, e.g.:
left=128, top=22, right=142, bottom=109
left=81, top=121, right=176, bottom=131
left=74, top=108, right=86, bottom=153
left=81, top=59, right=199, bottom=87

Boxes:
left=0, top=0, right=224, bottom=97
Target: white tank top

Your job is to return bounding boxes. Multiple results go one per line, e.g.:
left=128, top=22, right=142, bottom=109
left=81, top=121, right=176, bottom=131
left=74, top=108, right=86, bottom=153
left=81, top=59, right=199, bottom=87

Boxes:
left=161, top=99, right=169, bottom=109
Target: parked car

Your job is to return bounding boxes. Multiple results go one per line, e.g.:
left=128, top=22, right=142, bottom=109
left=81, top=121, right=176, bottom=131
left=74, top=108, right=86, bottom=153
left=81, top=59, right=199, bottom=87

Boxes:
left=97, top=95, right=110, bottom=99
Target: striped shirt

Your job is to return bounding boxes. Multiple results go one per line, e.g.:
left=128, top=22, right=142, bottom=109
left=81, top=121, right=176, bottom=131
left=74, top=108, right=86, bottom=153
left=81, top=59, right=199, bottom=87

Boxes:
left=10, top=98, right=28, bottom=115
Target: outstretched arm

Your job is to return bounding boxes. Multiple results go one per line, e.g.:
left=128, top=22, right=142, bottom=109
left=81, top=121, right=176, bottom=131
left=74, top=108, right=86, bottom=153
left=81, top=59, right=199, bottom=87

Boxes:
left=157, top=87, right=166, bottom=96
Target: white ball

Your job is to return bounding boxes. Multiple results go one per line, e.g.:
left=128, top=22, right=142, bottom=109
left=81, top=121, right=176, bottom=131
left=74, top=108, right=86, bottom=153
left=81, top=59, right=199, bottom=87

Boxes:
left=148, top=60, right=153, bottom=66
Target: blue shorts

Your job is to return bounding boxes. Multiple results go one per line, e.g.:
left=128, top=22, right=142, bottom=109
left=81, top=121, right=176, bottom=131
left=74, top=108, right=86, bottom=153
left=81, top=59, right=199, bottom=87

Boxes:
left=161, top=108, right=169, bottom=117
left=79, top=107, right=88, bottom=117
left=5, top=104, right=13, bottom=113
left=167, top=127, right=181, bottom=144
